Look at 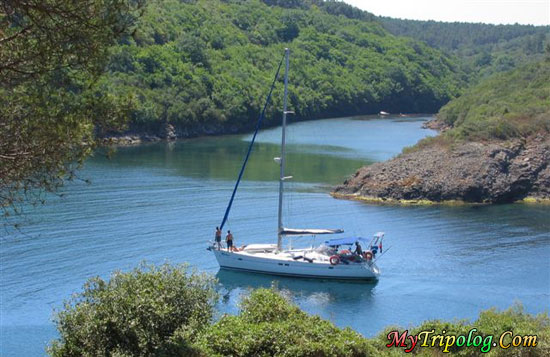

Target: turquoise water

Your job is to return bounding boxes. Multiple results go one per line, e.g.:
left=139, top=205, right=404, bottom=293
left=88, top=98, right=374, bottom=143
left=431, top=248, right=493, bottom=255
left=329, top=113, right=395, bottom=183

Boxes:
left=1, top=115, right=549, bottom=356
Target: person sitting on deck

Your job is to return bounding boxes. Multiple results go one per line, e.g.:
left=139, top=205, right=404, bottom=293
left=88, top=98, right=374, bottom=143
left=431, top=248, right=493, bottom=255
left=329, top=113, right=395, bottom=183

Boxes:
left=226, top=230, right=234, bottom=251
left=354, top=241, right=363, bottom=256
left=215, top=227, right=222, bottom=250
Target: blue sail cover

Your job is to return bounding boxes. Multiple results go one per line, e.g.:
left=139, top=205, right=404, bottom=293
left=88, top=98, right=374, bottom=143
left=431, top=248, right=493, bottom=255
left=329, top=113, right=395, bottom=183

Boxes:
left=324, top=237, right=368, bottom=246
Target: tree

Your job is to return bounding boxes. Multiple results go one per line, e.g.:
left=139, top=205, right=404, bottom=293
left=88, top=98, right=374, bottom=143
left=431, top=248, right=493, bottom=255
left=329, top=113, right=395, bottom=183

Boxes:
left=0, top=0, right=144, bottom=217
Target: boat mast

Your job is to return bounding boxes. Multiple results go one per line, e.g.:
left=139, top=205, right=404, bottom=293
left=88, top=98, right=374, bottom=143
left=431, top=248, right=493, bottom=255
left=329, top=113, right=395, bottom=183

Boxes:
left=277, top=48, right=290, bottom=251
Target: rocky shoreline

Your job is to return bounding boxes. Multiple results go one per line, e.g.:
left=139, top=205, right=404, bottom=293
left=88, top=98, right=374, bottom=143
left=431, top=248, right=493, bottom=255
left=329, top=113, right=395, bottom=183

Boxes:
left=333, top=134, right=550, bottom=204
left=100, top=134, right=162, bottom=146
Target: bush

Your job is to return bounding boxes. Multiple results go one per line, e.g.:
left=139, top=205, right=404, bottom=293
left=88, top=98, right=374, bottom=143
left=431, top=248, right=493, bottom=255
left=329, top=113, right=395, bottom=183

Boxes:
left=48, top=263, right=218, bottom=357
left=406, top=304, right=550, bottom=356
left=193, top=288, right=377, bottom=357
left=401, top=134, right=456, bottom=154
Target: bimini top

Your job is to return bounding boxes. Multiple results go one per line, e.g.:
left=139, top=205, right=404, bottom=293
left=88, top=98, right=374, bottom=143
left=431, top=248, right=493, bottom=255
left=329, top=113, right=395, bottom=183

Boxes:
left=324, top=237, right=369, bottom=246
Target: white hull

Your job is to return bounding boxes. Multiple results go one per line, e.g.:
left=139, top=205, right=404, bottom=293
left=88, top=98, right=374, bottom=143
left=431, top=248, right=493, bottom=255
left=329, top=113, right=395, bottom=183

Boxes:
left=212, top=249, right=379, bottom=280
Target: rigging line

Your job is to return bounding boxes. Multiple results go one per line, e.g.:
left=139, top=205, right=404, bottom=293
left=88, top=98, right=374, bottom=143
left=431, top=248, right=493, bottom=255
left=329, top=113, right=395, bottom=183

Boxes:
left=219, top=53, right=285, bottom=231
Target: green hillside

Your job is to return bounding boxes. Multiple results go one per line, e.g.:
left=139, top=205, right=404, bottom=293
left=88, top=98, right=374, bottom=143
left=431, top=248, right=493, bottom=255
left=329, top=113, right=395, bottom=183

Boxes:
left=101, top=0, right=466, bottom=136
left=437, top=60, right=550, bottom=141
left=379, top=17, right=550, bottom=80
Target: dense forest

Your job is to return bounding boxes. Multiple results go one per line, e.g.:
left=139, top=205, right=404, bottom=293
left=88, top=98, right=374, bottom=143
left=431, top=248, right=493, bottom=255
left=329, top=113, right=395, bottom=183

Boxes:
left=100, top=0, right=550, bottom=139
left=100, top=0, right=466, bottom=137
left=379, top=17, right=550, bottom=80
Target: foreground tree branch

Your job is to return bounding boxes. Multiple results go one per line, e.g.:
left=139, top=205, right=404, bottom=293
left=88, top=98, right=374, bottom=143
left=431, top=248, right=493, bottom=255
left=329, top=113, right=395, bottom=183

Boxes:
left=0, top=0, right=144, bottom=218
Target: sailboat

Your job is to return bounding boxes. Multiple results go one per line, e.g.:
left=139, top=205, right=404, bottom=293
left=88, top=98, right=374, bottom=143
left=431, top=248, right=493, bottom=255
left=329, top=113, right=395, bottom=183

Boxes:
left=208, top=48, right=384, bottom=280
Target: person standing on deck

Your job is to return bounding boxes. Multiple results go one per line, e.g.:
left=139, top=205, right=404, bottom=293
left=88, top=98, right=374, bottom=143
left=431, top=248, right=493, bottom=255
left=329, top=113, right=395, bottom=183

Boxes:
left=215, top=227, right=222, bottom=250
left=354, top=241, right=363, bottom=256
left=226, top=230, right=234, bottom=251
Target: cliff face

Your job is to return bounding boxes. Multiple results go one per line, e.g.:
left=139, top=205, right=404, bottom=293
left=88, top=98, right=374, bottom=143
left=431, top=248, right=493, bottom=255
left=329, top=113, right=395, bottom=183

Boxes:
left=333, top=134, right=550, bottom=204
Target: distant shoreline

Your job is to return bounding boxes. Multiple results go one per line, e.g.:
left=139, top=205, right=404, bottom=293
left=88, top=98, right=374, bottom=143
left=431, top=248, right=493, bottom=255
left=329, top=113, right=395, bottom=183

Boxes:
left=99, top=113, right=435, bottom=146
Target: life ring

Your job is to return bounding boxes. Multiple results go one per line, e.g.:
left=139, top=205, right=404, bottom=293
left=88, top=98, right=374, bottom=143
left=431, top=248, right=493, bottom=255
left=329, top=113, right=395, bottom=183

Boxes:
left=329, top=255, right=340, bottom=265
left=363, top=251, right=373, bottom=261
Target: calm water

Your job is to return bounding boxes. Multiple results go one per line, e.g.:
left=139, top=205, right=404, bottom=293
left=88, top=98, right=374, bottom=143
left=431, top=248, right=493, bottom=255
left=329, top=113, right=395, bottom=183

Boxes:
left=1, top=115, right=549, bottom=356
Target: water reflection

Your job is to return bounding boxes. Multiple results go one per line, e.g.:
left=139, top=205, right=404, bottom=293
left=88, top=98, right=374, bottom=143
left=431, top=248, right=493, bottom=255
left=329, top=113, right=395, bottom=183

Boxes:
left=98, top=139, right=368, bottom=185
left=95, top=115, right=436, bottom=185
left=216, top=269, right=377, bottom=313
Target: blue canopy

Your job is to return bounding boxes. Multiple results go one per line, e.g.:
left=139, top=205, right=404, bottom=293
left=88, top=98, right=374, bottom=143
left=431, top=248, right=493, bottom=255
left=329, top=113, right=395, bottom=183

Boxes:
left=324, top=237, right=368, bottom=247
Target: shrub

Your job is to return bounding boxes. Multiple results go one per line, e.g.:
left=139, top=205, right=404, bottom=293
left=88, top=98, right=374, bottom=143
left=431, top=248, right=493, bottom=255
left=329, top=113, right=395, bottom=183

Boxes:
left=384, top=304, right=550, bottom=357
left=193, top=288, right=377, bottom=357
left=48, top=263, right=218, bottom=356
left=401, top=134, right=456, bottom=154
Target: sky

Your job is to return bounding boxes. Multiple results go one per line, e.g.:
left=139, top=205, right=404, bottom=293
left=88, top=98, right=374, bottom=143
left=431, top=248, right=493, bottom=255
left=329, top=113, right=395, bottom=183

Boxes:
left=343, top=0, right=550, bottom=26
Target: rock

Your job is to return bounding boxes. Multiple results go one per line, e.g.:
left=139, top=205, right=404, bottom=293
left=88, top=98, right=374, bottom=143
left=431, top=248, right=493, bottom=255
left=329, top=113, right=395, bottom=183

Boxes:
left=100, top=133, right=164, bottom=146
left=421, top=118, right=451, bottom=132
left=333, top=134, right=550, bottom=204
left=161, top=123, right=177, bottom=141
